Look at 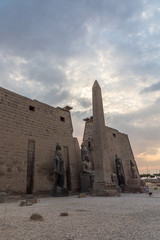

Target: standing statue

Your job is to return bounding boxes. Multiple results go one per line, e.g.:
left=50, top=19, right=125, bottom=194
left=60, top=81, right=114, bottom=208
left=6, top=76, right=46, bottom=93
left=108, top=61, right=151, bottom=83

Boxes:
left=115, top=155, right=125, bottom=187
left=130, top=159, right=138, bottom=178
left=54, top=143, right=64, bottom=188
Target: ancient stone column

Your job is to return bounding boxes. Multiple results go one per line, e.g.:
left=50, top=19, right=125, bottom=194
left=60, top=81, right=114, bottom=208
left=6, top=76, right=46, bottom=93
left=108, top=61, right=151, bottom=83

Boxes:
left=92, top=80, right=118, bottom=196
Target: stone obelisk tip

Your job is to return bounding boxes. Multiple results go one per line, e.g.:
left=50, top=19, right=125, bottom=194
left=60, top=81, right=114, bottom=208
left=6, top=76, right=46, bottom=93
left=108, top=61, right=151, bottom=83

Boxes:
left=93, top=80, right=100, bottom=88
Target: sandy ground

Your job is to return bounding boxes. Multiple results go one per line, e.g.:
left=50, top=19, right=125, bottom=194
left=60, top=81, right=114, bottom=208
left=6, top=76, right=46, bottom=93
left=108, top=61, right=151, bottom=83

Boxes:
left=0, top=192, right=160, bottom=240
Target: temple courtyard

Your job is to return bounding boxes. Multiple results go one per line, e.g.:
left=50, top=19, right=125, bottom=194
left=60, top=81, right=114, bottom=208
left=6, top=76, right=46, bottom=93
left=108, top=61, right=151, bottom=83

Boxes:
left=0, top=190, right=160, bottom=240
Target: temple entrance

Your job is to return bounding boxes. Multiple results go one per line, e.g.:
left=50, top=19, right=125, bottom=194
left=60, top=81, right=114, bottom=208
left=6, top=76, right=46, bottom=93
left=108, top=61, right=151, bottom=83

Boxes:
left=63, top=146, right=71, bottom=190
left=26, top=140, right=35, bottom=194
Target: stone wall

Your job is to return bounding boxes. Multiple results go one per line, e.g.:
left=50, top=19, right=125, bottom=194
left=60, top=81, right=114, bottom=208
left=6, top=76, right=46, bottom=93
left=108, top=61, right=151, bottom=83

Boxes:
left=0, top=87, right=81, bottom=194
left=105, top=126, right=138, bottom=184
left=83, top=119, right=141, bottom=190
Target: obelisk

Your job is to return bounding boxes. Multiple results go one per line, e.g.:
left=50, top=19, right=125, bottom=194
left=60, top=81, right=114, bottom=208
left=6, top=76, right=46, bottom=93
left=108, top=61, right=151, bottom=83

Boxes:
left=92, top=80, right=117, bottom=196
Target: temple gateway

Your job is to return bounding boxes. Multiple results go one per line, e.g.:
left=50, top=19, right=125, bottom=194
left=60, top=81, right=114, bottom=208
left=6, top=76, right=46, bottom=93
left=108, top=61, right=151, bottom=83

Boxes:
left=0, top=81, right=143, bottom=196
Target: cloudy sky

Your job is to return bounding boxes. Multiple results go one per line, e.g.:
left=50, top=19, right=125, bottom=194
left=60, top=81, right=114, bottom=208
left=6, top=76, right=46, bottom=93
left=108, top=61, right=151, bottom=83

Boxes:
left=0, top=0, right=160, bottom=173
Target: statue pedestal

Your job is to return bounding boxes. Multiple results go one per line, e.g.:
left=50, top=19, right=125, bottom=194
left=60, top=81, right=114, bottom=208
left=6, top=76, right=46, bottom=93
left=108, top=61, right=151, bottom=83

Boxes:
left=125, top=179, right=145, bottom=193
left=51, top=186, right=68, bottom=197
left=92, top=182, right=120, bottom=197
left=80, top=173, right=92, bottom=192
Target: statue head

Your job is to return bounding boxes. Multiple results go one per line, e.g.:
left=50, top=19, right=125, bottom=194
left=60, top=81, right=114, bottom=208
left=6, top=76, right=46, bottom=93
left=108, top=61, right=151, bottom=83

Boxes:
left=56, top=143, right=61, bottom=151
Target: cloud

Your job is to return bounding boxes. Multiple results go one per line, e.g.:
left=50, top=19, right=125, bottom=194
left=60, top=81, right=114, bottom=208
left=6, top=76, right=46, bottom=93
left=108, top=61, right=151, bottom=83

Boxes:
left=78, top=98, right=91, bottom=109
left=141, top=81, right=160, bottom=93
left=104, top=97, right=160, bottom=158
left=0, top=0, right=143, bottom=58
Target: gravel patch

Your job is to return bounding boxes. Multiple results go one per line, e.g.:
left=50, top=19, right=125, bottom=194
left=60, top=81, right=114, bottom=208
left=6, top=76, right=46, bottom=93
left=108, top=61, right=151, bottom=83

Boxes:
left=0, top=193, right=160, bottom=240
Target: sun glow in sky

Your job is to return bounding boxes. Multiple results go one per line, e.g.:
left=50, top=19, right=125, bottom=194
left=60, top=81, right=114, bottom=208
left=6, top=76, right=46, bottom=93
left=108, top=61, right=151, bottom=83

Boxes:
left=0, top=0, right=160, bottom=173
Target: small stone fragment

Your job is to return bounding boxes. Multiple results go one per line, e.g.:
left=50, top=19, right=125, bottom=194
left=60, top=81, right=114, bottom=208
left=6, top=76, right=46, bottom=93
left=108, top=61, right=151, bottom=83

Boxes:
left=19, top=200, right=26, bottom=206
left=20, top=198, right=38, bottom=206
left=78, top=193, right=86, bottom=198
left=30, top=213, right=43, bottom=221
left=26, top=198, right=38, bottom=206
left=60, top=212, right=68, bottom=216
left=28, top=198, right=38, bottom=204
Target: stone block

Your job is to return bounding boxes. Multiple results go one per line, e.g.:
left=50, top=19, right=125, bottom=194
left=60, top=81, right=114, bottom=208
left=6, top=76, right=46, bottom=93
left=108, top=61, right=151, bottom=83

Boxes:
left=80, top=174, right=91, bottom=192
left=78, top=193, right=86, bottom=198
left=60, top=212, right=68, bottom=216
left=19, top=198, right=38, bottom=206
left=30, top=213, right=43, bottom=221
left=92, top=182, right=120, bottom=197
left=19, top=200, right=26, bottom=206
left=26, top=198, right=38, bottom=205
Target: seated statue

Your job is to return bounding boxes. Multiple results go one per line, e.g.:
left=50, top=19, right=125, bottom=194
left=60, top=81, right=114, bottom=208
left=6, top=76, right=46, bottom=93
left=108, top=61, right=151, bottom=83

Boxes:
left=82, top=157, right=94, bottom=175
left=81, top=144, right=94, bottom=191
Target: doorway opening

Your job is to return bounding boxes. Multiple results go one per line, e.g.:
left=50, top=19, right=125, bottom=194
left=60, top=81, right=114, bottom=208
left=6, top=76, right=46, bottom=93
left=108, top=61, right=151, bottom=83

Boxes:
left=63, top=146, right=71, bottom=190
left=26, top=140, right=35, bottom=194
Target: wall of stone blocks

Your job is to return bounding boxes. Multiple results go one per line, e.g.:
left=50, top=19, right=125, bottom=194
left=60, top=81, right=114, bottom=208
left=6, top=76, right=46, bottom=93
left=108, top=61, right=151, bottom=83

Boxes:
left=105, top=126, right=139, bottom=184
left=83, top=120, right=140, bottom=186
left=0, top=87, right=81, bottom=194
